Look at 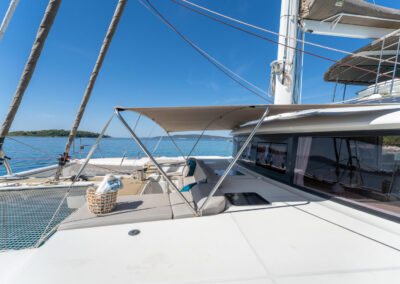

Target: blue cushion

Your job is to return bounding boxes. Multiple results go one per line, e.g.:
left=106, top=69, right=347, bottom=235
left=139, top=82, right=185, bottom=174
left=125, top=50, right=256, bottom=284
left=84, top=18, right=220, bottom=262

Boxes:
left=181, top=182, right=197, bottom=192
left=187, top=159, right=196, bottom=176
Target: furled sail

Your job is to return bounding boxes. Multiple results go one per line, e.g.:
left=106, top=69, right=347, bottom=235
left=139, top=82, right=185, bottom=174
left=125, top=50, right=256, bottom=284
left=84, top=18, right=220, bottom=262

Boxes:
left=300, top=0, right=400, bottom=29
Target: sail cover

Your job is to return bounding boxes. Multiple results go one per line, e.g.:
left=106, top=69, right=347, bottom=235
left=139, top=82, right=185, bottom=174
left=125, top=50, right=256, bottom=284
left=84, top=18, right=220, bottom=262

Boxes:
left=324, top=30, right=400, bottom=85
left=300, top=0, right=400, bottom=29
left=116, top=104, right=391, bottom=132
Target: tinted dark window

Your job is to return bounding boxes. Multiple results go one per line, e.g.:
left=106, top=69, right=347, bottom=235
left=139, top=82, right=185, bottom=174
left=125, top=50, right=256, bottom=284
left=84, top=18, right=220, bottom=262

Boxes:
left=294, top=136, right=400, bottom=216
left=256, top=142, right=287, bottom=173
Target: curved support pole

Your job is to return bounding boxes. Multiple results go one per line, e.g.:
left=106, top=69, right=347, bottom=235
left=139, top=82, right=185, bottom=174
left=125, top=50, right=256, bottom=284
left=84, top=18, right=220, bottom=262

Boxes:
left=166, top=132, right=186, bottom=160
left=185, top=128, right=206, bottom=160
left=115, top=109, right=198, bottom=216
left=198, top=106, right=270, bottom=216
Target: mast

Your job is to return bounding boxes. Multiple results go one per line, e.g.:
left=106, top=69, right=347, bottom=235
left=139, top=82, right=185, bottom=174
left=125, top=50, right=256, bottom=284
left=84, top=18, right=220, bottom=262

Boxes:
left=54, top=0, right=128, bottom=180
left=272, top=0, right=299, bottom=104
left=0, top=0, right=20, bottom=41
left=0, top=0, right=62, bottom=175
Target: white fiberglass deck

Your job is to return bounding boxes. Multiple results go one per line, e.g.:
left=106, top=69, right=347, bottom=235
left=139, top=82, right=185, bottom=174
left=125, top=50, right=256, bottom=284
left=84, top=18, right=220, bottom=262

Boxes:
left=0, top=159, right=399, bottom=284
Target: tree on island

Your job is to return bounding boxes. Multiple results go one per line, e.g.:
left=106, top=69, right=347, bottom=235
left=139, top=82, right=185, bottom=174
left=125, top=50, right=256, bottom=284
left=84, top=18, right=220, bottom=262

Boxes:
left=8, top=129, right=111, bottom=138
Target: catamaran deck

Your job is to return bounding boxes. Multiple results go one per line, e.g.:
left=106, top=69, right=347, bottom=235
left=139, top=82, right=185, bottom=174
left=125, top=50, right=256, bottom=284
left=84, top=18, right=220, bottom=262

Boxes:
left=0, top=157, right=399, bottom=284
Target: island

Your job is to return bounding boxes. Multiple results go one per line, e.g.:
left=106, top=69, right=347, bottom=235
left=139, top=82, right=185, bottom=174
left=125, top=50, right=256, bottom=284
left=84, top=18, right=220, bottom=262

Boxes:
left=8, top=129, right=111, bottom=138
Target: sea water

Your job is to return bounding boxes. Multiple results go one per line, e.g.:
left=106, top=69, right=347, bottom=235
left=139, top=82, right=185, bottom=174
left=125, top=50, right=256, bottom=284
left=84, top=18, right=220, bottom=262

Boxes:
left=0, top=137, right=233, bottom=176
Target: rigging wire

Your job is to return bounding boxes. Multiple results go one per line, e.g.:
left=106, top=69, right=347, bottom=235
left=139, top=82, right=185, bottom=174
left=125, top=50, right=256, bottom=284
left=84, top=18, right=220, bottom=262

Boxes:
left=136, top=123, right=156, bottom=159
left=169, top=0, right=400, bottom=81
left=140, top=0, right=272, bottom=102
left=0, top=0, right=20, bottom=41
left=180, top=0, right=399, bottom=65
left=5, top=137, right=58, bottom=159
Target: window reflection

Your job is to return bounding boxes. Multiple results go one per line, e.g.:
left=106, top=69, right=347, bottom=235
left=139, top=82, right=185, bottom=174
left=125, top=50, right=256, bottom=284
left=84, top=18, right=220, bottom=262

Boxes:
left=294, top=136, right=400, bottom=215
left=256, top=143, right=287, bottom=173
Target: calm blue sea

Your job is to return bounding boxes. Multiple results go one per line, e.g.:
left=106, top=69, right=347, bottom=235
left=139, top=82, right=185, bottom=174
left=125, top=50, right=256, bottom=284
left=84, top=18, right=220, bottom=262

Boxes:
left=1, top=137, right=233, bottom=176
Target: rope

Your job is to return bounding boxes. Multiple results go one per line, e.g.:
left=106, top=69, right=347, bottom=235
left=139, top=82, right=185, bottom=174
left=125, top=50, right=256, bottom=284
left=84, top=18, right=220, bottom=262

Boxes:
left=169, top=0, right=400, bottom=81
left=55, top=0, right=128, bottom=180
left=7, top=157, right=53, bottom=160
left=141, top=0, right=272, bottom=102
left=73, top=159, right=131, bottom=175
left=8, top=161, right=55, bottom=168
left=179, top=0, right=399, bottom=66
left=0, top=0, right=62, bottom=148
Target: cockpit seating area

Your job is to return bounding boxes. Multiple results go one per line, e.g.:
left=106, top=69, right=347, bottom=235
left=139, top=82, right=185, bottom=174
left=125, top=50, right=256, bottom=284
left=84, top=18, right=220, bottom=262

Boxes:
left=59, top=158, right=227, bottom=230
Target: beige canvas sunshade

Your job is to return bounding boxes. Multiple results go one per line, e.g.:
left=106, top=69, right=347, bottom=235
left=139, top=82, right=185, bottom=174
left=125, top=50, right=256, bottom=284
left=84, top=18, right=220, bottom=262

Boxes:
left=325, top=30, right=400, bottom=85
left=300, top=0, right=400, bottom=29
left=116, top=104, right=387, bottom=132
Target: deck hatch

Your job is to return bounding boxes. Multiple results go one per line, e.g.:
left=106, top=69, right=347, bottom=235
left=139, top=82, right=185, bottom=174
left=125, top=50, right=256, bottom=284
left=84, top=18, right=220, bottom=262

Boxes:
left=225, top=192, right=270, bottom=206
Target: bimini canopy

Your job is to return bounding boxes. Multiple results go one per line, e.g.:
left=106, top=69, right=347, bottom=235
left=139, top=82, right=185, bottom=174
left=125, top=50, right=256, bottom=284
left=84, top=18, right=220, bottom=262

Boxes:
left=115, top=104, right=394, bottom=132
left=324, top=30, right=400, bottom=85
left=300, top=0, right=400, bottom=29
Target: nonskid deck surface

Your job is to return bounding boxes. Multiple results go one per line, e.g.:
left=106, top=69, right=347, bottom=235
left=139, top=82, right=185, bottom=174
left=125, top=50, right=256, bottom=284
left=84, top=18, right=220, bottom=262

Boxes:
left=0, top=159, right=399, bottom=283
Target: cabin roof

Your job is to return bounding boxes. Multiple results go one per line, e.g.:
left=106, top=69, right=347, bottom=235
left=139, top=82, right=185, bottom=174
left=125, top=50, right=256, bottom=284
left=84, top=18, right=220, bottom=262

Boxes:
left=233, top=104, right=400, bottom=135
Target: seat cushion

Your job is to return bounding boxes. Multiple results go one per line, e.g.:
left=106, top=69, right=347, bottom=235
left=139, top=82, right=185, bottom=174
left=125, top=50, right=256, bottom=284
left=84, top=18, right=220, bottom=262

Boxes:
left=169, top=183, right=226, bottom=218
left=191, top=183, right=226, bottom=216
left=183, top=161, right=207, bottom=186
left=169, top=191, right=196, bottom=219
left=59, top=194, right=172, bottom=230
left=196, top=160, right=219, bottom=183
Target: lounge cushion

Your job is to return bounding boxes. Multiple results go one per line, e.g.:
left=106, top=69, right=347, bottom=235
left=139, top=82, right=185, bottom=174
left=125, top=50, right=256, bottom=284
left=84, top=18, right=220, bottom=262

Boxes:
left=59, top=194, right=172, bottom=230
left=169, top=191, right=196, bottom=219
left=196, top=160, right=220, bottom=183
left=169, top=183, right=226, bottom=218
left=191, top=183, right=226, bottom=216
left=183, top=162, right=207, bottom=186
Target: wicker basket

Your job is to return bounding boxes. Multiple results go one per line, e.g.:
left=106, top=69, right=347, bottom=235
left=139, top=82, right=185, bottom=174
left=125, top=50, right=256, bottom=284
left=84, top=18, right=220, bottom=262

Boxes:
left=87, top=187, right=117, bottom=214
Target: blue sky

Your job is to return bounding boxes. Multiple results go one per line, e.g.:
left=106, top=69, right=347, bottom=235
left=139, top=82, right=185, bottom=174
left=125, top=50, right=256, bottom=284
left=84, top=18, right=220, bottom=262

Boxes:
left=0, top=0, right=399, bottom=137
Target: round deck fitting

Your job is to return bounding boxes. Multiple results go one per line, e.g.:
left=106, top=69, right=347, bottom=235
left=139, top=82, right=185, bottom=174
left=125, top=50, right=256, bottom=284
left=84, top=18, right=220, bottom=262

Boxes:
left=128, top=229, right=140, bottom=236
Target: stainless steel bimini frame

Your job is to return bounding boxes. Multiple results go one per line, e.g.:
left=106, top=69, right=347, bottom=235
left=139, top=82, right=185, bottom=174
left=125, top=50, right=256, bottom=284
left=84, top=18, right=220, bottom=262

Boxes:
left=115, top=106, right=270, bottom=216
left=198, top=106, right=270, bottom=215
left=115, top=108, right=198, bottom=216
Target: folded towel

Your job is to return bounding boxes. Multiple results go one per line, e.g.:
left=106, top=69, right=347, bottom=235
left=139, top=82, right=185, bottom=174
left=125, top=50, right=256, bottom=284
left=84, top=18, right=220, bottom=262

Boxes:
left=96, top=174, right=123, bottom=194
